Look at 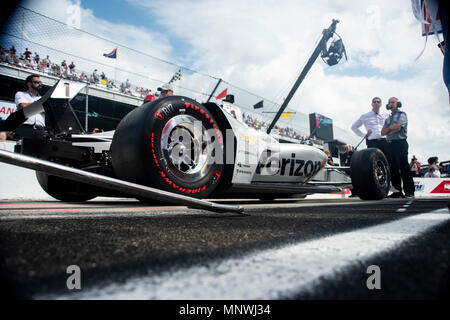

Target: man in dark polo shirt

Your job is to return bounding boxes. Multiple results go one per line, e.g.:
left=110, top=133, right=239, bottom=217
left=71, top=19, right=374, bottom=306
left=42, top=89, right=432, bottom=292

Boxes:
left=381, top=97, right=415, bottom=198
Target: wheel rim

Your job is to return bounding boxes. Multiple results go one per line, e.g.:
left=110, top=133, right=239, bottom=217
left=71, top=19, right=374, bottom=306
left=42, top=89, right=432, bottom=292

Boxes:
left=374, top=159, right=388, bottom=187
left=160, top=114, right=218, bottom=182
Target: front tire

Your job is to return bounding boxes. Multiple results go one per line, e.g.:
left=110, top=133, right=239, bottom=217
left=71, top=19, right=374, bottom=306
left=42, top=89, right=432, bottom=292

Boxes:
left=350, top=148, right=390, bottom=200
left=111, top=96, right=224, bottom=198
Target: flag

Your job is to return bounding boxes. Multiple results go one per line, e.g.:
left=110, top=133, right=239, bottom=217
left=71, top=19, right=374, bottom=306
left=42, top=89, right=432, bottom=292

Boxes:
left=216, top=88, right=228, bottom=100
left=281, top=111, right=291, bottom=118
left=103, top=48, right=117, bottom=59
left=253, top=100, right=264, bottom=109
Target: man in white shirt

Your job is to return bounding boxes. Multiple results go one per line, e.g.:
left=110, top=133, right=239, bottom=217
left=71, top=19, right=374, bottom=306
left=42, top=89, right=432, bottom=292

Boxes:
left=351, top=97, right=389, bottom=156
left=14, top=74, right=44, bottom=139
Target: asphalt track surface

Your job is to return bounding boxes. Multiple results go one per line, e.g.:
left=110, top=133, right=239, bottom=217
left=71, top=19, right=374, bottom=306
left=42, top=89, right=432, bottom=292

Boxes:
left=0, top=197, right=449, bottom=301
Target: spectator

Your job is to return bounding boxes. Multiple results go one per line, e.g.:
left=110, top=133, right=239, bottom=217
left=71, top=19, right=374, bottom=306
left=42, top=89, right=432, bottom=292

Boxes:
left=409, top=155, right=421, bottom=177
left=18, top=54, right=26, bottom=67
left=51, top=63, right=61, bottom=77
left=7, top=51, right=18, bottom=66
left=424, top=165, right=440, bottom=178
left=68, top=61, right=75, bottom=73
left=79, top=72, right=87, bottom=82
left=9, top=45, right=16, bottom=55
left=0, top=48, right=8, bottom=63
left=157, top=83, right=174, bottom=98
left=342, top=145, right=354, bottom=167
left=107, top=80, right=116, bottom=89
left=144, top=93, right=156, bottom=102
left=427, top=156, right=442, bottom=177
left=100, top=72, right=108, bottom=85
left=23, top=48, right=32, bottom=59
left=34, top=52, right=40, bottom=64
left=92, top=69, right=99, bottom=83
left=42, top=55, right=50, bottom=68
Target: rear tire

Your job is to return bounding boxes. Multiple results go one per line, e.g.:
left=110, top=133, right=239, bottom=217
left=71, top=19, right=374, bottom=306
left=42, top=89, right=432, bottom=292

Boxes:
left=350, top=148, right=390, bottom=200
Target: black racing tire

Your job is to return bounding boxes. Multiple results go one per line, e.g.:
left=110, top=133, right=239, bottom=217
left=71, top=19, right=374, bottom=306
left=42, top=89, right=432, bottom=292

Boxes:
left=36, top=172, right=97, bottom=202
left=111, top=96, right=224, bottom=199
left=350, top=148, right=390, bottom=200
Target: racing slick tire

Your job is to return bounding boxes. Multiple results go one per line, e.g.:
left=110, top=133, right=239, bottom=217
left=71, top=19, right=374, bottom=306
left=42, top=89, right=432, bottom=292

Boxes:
left=350, top=148, right=390, bottom=200
left=110, top=96, right=225, bottom=199
left=36, top=172, right=97, bottom=202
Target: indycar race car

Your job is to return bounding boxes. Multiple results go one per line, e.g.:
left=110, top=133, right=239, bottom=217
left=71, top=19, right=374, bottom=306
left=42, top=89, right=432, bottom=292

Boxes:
left=0, top=20, right=391, bottom=214
left=0, top=79, right=390, bottom=213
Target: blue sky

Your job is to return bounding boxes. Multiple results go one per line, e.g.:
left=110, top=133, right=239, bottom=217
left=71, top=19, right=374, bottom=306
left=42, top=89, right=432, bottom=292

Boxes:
left=80, top=0, right=146, bottom=26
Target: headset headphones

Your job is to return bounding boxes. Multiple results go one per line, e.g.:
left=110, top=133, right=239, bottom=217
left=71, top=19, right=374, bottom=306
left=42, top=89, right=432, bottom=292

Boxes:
left=386, top=99, right=402, bottom=110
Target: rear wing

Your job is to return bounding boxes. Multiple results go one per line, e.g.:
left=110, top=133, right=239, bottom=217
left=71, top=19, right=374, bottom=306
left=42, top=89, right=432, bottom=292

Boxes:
left=0, top=79, right=86, bottom=135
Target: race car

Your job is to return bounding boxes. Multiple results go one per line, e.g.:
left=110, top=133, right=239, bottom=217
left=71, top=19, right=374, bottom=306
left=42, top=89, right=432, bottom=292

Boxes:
left=0, top=19, right=391, bottom=213
left=0, top=79, right=390, bottom=212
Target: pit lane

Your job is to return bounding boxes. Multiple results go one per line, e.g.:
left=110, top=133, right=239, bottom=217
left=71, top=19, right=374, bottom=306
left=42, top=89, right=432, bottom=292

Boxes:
left=0, top=197, right=448, bottom=299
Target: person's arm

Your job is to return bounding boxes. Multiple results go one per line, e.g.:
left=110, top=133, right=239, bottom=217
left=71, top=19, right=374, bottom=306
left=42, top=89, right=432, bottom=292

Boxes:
left=381, top=116, right=402, bottom=136
left=14, top=91, right=32, bottom=110
left=384, top=123, right=402, bottom=135
left=351, top=116, right=366, bottom=138
left=393, top=113, right=407, bottom=133
left=381, top=124, right=390, bottom=136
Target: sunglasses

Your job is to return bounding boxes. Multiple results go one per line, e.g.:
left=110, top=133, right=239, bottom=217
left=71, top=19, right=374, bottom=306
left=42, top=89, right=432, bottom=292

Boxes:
left=32, top=81, right=42, bottom=84
left=372, top=100, right=381, bottom=103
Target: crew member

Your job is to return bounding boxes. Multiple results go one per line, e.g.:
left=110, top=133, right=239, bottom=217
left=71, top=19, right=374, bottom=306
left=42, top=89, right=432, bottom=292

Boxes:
left=381, top=97, right=415, bottom=198
left=351, top=97, right=389, bottom=156
left=14, top=74, right=44, bottom=139
left=157, top=83, right=174, bottom=98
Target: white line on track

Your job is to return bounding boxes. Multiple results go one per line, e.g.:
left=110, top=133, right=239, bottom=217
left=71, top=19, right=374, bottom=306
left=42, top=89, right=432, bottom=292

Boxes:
left=39, top=207, right=450, bottom=300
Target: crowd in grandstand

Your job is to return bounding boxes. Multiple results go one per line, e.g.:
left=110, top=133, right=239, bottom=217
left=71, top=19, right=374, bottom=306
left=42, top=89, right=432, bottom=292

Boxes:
left=242, top=112, right=307, bottom=141
left=0, top=45, right=157, bottom=99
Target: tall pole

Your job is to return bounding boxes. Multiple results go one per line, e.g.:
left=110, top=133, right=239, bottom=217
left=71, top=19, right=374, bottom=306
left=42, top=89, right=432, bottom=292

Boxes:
left=267, top=19, right=339, bottom=134
left=206, top=78, right=222, bottom=103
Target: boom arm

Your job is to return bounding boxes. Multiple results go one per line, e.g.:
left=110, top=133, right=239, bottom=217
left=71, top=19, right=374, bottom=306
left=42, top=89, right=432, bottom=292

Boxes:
left=267, top=19, right=340, bottom=134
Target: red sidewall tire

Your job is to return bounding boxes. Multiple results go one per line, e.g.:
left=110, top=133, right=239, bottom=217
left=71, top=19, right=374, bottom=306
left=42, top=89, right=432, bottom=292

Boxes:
left=111, top=96, right=224, bottom=198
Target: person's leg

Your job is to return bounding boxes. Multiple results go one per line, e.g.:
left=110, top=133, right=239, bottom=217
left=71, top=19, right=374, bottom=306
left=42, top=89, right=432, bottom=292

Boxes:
left=376, top=140, right=390, bottom=162
left=386, top=141, right=402, bottom=194
left=397, top=140, right=415, bottom=195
